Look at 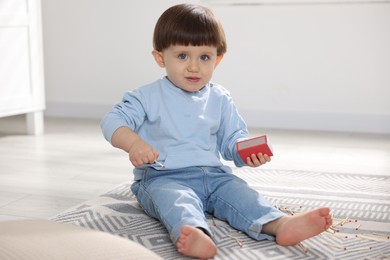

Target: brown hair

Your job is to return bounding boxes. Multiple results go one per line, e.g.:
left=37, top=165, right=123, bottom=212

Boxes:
left=153, top=4, right=227, bottom=56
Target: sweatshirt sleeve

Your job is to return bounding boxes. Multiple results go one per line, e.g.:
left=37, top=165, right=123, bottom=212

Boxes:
left=100, top=90, right=146, bottom=144
left=216, top=89, right=249, bottom=167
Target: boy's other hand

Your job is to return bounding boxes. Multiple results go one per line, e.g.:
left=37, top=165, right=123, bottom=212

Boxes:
left=246, top=153, right=271, bottom=168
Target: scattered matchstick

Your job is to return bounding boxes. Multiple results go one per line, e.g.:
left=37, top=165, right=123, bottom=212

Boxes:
left=323, top=243, right=372, bottom=252
left=325, top=229, right=336, bottom=234
left=329, top=226, right=340, bottom=233
left=356, top=234, right=389, bottom=241
left=372, top=233, right=390, bottom=239
left=346, top=246, right=372, bottom=252
left=227, top=234, right=244, bottom=247
left=340, top=217, right=349, bottom=226
left=323, top=231, right=350, bottom=239
left=355, top=223, right=361, bottom=230
left=332, top=220, right=343, bottom=227
left=298, top=242, right=308, bottom=253
left=333, top=217, right=349, bottom=227
left=323, top=243, right=346, bottom=250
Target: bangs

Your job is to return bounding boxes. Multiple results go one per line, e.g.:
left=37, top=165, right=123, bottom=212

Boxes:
left=153, top=4, right=227, bottom=56
left=167, top=17, right=223, bottom=49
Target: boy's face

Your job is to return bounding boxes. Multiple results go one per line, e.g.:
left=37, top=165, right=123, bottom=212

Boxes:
left=152, top=45, right=223, bottom=92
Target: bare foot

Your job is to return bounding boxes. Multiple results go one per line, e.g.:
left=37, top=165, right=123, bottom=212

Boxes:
left=176, top=225, right=217, bottom=259
left=263, top=207, right=332, bottom=246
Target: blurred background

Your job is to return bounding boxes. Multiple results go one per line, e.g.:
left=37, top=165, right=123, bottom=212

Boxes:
left=41, top=0, right=390, bottom=133
left=0, top=0, right=389, bottom=221
left=1, top=0, right=389, bottom=134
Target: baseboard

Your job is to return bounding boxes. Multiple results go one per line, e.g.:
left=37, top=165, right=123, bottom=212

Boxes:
left=45, top=102, right=390, bottom=134
left=45, top=101, right=112, bottom=120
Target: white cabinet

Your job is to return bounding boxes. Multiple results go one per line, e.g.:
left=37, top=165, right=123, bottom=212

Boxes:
left=0, top=0, right=45, bottom=135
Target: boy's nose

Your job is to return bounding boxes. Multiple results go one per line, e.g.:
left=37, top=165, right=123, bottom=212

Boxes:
left=187, top=61, right=199, bottom=72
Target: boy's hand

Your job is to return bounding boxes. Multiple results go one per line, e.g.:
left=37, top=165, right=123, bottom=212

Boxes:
left=111, top=126, right=159, bottom=168
left=246, top=153, right=271, bottom=168
left=128, top=139, right=159, bottom=168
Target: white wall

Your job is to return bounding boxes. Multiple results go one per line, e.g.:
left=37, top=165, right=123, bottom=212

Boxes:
left=42, top=0, right=390, bottom=133
left=211, top=2, right=390, bottom=133
left=42, top=0, right=192, bottom=117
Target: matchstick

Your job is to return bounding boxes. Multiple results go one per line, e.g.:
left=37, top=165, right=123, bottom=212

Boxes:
left=227, top=235, right=244, bottom=247
left=154, top=160, right=165, bottom=168
left=298, top=242, right=308, bottom=253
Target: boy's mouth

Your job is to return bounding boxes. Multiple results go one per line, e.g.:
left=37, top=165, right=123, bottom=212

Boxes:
left=186, top=77, right=201, bottom=83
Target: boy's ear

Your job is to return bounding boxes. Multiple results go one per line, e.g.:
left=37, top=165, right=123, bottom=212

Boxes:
left=152, top=50, right=165, bottom=68
left=215, top=55, right=224, bottom=68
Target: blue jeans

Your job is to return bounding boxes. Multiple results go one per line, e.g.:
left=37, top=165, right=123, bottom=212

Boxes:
left=131, top=166, right=286, bottom=243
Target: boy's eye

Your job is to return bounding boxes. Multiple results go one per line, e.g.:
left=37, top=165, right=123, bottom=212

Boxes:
left=200, top=55, right=210, bottom=61
left=178, top=53, right=188, bottom=60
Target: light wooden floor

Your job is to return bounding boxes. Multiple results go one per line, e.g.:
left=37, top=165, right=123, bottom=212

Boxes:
left=1, top=115, right=389, bottom=221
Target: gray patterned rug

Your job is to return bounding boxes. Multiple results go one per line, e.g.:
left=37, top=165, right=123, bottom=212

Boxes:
left=52, top=168, right=390, bottom=259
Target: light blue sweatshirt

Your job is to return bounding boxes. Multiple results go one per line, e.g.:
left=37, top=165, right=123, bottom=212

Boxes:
left=101, top=77, right=248, bottom=177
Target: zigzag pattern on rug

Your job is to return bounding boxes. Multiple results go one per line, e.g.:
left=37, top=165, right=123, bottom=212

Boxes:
left=52, top=169, right=390, bottom=260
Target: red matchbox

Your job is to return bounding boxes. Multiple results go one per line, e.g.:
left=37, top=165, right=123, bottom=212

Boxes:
left=236, top=135, right=273, bottom=162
